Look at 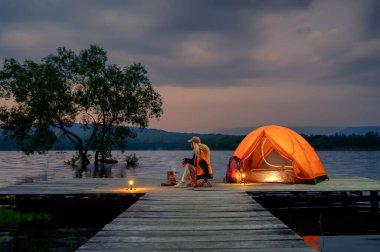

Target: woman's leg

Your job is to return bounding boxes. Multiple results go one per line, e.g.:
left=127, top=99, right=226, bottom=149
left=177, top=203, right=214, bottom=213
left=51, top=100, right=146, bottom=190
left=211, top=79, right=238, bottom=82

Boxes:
left=181, top=164, right=195, bottom=183
left=175, top=164, right=195, bottom=187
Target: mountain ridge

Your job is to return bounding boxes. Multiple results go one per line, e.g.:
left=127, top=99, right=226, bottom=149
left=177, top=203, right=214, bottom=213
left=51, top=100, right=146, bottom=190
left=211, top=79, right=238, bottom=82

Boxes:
left=1, top=124, right=379, bottom=151
left=213, top=126, right=380, bottom=136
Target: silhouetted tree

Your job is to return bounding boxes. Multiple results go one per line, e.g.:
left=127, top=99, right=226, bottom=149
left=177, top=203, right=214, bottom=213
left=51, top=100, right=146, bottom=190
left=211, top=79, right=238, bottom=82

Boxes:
left=0, top=45, right=163, bottom=176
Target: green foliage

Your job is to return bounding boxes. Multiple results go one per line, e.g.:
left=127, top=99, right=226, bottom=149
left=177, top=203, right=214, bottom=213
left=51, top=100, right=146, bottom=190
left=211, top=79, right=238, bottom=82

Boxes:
left=20, top=125, right=57, bottom=155
left=64, top=152, right=91, bottom=167
left=0, top=45, right=163, bottom=174
left=98, top=146, right=112, bottom=159
left=125, top=153, right=139, bottom=167
left=64, top=153, right=81, bottom=167
left=0, top=208, right=52, bottom=227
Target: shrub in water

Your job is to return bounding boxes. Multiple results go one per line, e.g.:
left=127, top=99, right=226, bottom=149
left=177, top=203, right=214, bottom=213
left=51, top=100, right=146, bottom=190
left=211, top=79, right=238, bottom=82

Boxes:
left=125, top=154, right=139, bottom=168
left=64, top=152, right=91, bottom=167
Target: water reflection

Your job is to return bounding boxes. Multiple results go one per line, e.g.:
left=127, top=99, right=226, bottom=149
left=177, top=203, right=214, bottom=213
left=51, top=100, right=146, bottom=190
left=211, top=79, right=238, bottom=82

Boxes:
left=0, top=195, right=140, bottom=252
left=15, top=173, right=48, bottom=185
left=1, top=150, right=380, bottom=186
left=258, top=203, right=380, bottom=251
left=84, top=163, right=140, bottom=178
left=88, top=164, right=114, bottom=178
left=301, top=235, right=320, bottom=250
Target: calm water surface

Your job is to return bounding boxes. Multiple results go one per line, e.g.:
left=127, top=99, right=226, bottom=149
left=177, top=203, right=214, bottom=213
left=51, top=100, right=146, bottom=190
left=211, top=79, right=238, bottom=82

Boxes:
left=1, top=150, right=380, bottom=187
left=1, top=150, right=380, bottom=252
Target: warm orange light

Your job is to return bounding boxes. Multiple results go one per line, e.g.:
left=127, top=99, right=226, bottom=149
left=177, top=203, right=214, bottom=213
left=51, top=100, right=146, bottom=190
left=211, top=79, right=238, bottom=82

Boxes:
left=128, top=179, right=134, bottom=190
left=241, top=172, right=247, bottom=184
left=267, top=174, right=280, bottom=183
left=113, top=186, right=152, bottom=194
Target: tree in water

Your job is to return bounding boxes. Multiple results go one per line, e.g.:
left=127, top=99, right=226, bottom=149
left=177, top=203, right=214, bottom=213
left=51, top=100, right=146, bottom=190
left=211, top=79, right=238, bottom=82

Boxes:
left=0, top=45, right=163, bottom=177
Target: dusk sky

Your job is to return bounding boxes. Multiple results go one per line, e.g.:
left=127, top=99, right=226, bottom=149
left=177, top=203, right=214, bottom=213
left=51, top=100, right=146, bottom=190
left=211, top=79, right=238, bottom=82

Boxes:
left=1, top=0, right=380, bottom=133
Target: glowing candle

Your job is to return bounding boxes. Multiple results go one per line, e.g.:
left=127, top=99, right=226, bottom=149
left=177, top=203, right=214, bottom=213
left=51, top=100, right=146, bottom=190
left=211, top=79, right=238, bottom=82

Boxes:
left=241, top=173, right=246, bottom=184
left=129, top=179, right=134, bottom=190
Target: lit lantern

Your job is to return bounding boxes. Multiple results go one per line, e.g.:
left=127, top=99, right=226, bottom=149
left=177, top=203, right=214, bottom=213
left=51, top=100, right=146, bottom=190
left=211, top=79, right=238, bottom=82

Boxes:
left=128, top=179, right=134, bottom=190
left=241, top=172, right=246, bottom=184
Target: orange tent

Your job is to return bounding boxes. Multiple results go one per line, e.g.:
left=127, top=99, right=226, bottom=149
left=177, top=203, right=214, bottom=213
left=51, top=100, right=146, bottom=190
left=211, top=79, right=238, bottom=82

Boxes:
left=232, top=125, right=328, bottom=184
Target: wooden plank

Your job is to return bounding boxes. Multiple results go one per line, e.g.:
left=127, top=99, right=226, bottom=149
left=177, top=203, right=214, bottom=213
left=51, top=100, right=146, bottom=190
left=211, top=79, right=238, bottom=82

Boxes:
left=125, top=203, right=267, bottom=211
left=87, top=233, right=301, bottom=243
left=91, top=229, right=299, bottom=241
left=138, top=197, right=258, bottom=202
left=109, top=219, right=286, bottom=226
left=79, top=240, right=313, bottom=250
left=117, top=211, right=274, bottom=218
left=113, top=217, right=278, bottom=222
left=100, top=222, right=288, bottom=231
left=78, top=248, right=315, bottom=252
left=130, top=197, right=263, bottom=202
left=126, top=205, right=265, bottom=212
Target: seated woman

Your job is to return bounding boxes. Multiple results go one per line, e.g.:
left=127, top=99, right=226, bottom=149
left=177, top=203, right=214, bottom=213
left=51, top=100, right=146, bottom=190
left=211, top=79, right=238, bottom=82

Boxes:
left=174, top=136, right=213, bottom=188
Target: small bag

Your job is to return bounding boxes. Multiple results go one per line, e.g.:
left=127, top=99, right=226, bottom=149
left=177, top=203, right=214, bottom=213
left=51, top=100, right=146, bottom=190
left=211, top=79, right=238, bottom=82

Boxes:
left=167, top=171, right=177, bottom=185
left=161, top=170, right=177, bottom=186
left=225, top=156, right=242, bottom=183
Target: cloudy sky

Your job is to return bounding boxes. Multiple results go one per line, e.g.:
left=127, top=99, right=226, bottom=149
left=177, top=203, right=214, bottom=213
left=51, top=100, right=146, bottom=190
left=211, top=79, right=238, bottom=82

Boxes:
left=1, top=0, right=380, bottom=133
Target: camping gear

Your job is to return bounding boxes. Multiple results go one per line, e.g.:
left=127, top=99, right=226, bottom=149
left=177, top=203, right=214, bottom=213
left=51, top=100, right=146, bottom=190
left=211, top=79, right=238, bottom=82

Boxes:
left=225, top=156, right=243, bottom=183
left=227, top=125, right=328, bottom=184
left=161, top=170, right=177, bottom=186
left=167, top=170, right=177, bottom=185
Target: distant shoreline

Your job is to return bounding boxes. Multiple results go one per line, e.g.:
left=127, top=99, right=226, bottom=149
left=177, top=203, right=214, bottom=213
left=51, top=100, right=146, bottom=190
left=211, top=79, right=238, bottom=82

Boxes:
left=1, top=128, right=379, bottom=151
left=0, top=149, right=379, bottom=152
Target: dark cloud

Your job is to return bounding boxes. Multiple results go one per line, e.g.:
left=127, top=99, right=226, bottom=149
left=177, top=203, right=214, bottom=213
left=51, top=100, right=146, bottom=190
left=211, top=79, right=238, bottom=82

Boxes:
left=0, top=0, right=379, bottom=89
left=0, top=1, right=87, bottom=25
left=336, top=54, right=380, bottom=87
left=1, top=0, right=380, bottom=131
left=151, top=0, right=311, bottom=35
left=364, top=0, right=380, bottom=39
left=0, top=0, right=312, bottom=85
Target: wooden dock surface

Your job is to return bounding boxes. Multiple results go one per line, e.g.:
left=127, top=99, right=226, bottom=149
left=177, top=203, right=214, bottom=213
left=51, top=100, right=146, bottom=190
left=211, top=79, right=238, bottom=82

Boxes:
left=2, top=175, right=380, bottom=251
left=77, top=188, right=315, bottom=252
left=2, top=175, right=380, bottom=195
left=242, top=175, right=380, bottom=192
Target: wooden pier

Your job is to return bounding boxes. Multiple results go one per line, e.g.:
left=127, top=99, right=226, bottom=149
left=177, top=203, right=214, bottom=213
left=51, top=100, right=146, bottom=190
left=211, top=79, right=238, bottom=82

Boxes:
left=1, top=175, right=380, bottom=251
left=77, top=189, right=315, bottom=251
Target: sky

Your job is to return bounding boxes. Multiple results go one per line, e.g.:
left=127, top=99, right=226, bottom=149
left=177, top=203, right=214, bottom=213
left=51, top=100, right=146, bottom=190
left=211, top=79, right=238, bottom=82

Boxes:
left=1, top=0, right=380, bottom=133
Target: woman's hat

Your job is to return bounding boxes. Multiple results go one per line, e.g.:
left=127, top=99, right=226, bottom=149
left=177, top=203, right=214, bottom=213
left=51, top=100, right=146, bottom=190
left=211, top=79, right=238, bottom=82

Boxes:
left=187, top=136, right=201, bottom=144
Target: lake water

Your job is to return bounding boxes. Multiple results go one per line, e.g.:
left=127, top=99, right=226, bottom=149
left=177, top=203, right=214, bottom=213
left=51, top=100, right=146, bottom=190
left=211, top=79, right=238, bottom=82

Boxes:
left=1, top=150, right=380, bottom=187
left=1, top=150, right=380, bottom=251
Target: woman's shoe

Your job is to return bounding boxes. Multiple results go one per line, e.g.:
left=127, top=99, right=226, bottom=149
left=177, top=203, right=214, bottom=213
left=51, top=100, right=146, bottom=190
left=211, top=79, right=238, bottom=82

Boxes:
left=174, top=181, right=186, bottom=188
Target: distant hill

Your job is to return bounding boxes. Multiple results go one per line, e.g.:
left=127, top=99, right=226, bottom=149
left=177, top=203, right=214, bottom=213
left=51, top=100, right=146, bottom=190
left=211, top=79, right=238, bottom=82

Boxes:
left=338, top=126, right=380, bottom=135
left=0, top=125, right=244, bottom=151
left=126, top=128, right=243, bottom=150
left=1, top=124, right=379, bottom=151
left=214, top=126, right=380, bottom=136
